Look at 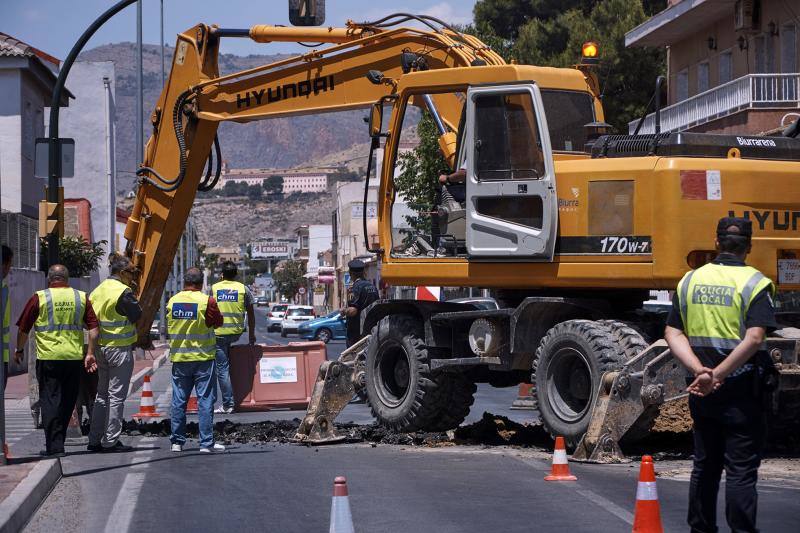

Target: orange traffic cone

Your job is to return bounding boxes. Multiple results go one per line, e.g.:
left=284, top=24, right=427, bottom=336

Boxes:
left=632, top=455, right=663, bottom=533
left=510, top=383, right=536, bottom=410
left=544, top=436, right=577, bottom=481
left=329, top=476, right=355, bottom=533
left=133, top=375, right=162, bottom=418
left=186, top=391, right=198, bottom=414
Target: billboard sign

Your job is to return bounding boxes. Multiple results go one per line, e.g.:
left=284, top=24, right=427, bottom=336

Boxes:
left=251, top=241, right=292, bottom=259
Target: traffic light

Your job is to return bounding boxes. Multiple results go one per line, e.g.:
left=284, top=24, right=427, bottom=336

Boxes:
left=38, top=187, right=64, bottom=238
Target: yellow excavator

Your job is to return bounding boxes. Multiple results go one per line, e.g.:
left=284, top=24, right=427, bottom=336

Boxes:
left=125, top=1, right=800, bottom=462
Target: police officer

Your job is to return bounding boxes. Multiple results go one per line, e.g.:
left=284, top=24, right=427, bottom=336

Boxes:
left=167, top=267, right=225, bottom=453
left=15, top=264, right=99, bottom=457
left=87, top=254, right=142, bottom=453
left=210, top=261, right=256, bottom=414
left=665, top=217, right=776, bottom=533
left=2, top=245, right=13, bottom=388
left=341, top=259, right=378, bottom=347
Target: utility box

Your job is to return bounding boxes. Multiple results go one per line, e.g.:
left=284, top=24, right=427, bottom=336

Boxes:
left=229, top=342, right=327, bottom=411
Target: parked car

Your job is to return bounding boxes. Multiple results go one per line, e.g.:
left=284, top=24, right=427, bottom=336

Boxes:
left=297, top=311, right=347, bottom=343
left=255, top=296, right=269, bottom=307
left=280, top=305, right=315, bottom=337
left=149, top=319, right=161, bottom=341
left=267, top=303, right=289, bottom=332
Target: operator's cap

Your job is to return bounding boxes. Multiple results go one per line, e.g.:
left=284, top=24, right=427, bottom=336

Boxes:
left=348, top=259, right=366, bottom=272
left=717, top=216, right=752, bottom=238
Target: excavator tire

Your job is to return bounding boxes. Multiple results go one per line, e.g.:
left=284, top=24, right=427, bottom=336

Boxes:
left=365, top=314, right=450, bottom=432
left=599, top=320, right=659, bottom=442
left=421, top=375, right=477, bottom=432
left=532, top=320, right=625, bottom=449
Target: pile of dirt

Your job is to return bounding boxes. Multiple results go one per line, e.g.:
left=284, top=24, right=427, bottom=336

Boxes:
left=121, top=412, right=552, bottom=449
left=651, top=397, right=693, bottom=433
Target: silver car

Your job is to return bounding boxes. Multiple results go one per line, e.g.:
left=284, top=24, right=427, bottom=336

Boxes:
left=267, top=303, right=288, bottom=332
left=280, top=305, right=315, bottom=337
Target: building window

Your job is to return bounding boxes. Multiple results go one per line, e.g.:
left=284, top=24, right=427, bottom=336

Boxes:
left=698, top=62, right=710, bottom=93
left=782, top=24, right=797, bottom=73
left=754, top=34, right=769, bottom=73
left=676, top=68, right=689, bottom=102
left=719, top=50, right=733, bottom=84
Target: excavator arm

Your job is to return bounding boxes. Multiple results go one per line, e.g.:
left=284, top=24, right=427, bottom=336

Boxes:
left=124, top=17, right=505, bottom=344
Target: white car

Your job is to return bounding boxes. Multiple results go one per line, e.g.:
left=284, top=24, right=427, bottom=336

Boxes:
left=267, top=303, right=289, bottom=332
left=280, top=305, right=315, bottom=337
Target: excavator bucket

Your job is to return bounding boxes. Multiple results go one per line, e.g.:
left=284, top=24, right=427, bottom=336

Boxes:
left=294, top=336, right=370, bottom=444
left=573, top=340, right=689, bottom=463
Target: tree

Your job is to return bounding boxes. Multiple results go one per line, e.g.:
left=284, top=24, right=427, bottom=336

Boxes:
left=394, top=112, right=450, bottom=240
left=473, top=0, right=666, bottom=133
left=40, top=236, right=106, bottom=277
left=247, top=183, right=263, bottom=201
left=222, top=180, right=248, bottom=197
left=262, top=175, right=284, bottom=195
left=272, top=259, right=306, bottom=301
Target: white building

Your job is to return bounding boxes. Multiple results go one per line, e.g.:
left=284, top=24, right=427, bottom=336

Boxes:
left=283, top=173, right=327, bottom=194
left=54, top=61, right=117, bottom=278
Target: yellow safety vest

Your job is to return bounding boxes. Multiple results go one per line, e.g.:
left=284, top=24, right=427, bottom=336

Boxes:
left=91, top=278, right=136, bottom=347
left=34, top=287, right=87, bottom=360
left=167, top=290, right=215, bottom=362
left=678, top=263, right=774, bottom=374
left=211, top=280, right=246, bottom=336
left=2, top=278, right=10, bottom=363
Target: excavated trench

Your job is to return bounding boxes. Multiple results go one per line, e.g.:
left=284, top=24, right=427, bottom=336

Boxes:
left=121, top=412, right=697, bottom=459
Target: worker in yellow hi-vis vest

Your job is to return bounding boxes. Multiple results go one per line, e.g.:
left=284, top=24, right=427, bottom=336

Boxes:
left=2, top=245, right=13, bottom=389
left=15, top=264, right=99, bottom=458
left=167, top=267, right=224, bottom=453
left=665, top=217, right=777, bottom=533
left=87, top=254, right=142, bottom=453
left=209, top=261, right=255, bottom=414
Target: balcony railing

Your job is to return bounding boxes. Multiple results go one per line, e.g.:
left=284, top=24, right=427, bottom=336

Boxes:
left=628, top=73, right=800, bottom=134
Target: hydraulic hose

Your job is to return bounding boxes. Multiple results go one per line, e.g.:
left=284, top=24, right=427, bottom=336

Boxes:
left=198, top=136, right=223, bottom=192
left=135, top=89, right=194, bottom=192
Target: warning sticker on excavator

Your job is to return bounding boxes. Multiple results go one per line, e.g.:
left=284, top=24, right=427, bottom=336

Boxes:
left=680, top=170, right=722, bottom=200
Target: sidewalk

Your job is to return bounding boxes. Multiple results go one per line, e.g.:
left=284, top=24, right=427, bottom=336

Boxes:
left=0, top=343, right=169, bottom=532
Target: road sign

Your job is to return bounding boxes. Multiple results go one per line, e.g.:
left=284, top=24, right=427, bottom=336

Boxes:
left=298, top=286, right=307, bottom=295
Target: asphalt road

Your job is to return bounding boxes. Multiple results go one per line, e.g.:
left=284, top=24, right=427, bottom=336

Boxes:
left=22, top=307, right=800, bottom=532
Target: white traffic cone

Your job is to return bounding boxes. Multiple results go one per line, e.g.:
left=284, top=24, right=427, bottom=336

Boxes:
left=329, top=476, right=355, bottom=533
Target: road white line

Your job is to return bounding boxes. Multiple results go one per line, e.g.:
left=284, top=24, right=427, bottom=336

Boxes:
left=103, top=472, right=146, bottom=533
left=513, top=456, right=635, bottom=526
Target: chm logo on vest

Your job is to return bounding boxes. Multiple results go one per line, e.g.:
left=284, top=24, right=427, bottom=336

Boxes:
left=172, top=303, right=198, bottom=319
left=216, top=289, right=239, bottom=302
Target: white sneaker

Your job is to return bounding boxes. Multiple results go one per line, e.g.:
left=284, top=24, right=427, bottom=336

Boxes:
left=199, top=443, right=226, bottom=453
left=171, top=444, right=183, bottom=452
left=214, top=406, right=234, bottom=414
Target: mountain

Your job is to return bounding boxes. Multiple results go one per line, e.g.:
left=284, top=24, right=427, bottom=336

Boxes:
left=78, top=43, right=369, bottom=193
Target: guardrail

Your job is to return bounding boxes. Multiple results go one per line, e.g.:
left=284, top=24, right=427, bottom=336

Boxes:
left=629, top=73, right=800, bottom=134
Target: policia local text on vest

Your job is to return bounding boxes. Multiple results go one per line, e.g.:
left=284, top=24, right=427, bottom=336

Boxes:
left=665, top=217, right=778, bottom=533
left=14, top=265, right=99, bottom=457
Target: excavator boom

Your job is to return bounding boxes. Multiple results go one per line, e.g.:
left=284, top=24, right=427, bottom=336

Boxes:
left=123, top=18, right=504, bottom=344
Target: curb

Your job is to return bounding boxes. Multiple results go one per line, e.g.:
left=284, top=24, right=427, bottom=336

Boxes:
left=127, top=348, right=170, bottom=398
left=0, top=459, right=62, bottom=533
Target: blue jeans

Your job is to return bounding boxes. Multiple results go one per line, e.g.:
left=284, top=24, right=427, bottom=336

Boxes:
left=215, top=335, right=237, bottom=409
left=170, top=360, right=216, bottom=448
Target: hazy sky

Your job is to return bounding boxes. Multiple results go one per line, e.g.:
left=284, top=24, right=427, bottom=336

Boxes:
left=1, top=1, right=477, bottom=58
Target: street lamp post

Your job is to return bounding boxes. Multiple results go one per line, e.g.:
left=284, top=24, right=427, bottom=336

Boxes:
left=46, top=0, right=140, bottom=266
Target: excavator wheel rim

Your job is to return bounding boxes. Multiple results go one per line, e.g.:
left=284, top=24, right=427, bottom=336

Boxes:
left=372, top=339, right=412, bottom=409
left=546, top=345, right=593, bottom=423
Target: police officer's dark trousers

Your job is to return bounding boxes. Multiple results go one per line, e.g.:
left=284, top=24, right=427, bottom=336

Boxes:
left=37, top=359, right=83, bottom=453
left=687, top=386, right=764, bottom=533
